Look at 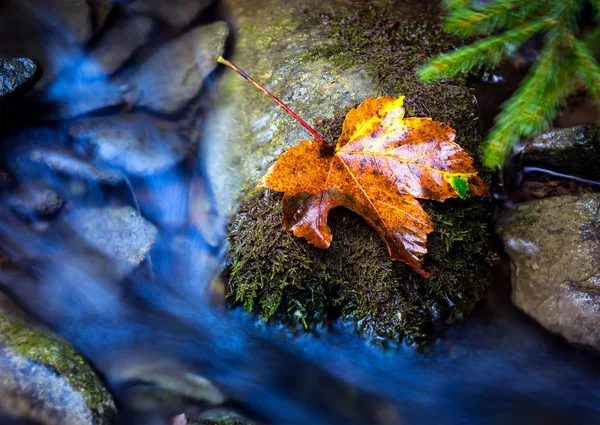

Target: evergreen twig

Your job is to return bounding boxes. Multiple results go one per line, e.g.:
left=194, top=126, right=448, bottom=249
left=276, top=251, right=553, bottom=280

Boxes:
left=420, top=0, right=600, bottom=168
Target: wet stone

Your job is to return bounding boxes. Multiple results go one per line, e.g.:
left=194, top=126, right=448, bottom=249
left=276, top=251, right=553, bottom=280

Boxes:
left=0, top=294, right=116, bottom=425
left=29, top=147, right=123, bottom=185
left=130, top=0, right=214, bottom=29
left=18, top=0, right=93, bottom=45
left=117, top=366, right=226, bottom=415
left=522, top=125, right=600, bottom=180
left=8, top=181, right=64, bottom=217
left=131, top=21, right=229, bottom=114
left=0, top=1, right=91, bottom=89
left=69, top=114, right=187, bottom=176
left=65, top=206, right=157, bottom=272
left=81, top=15, right=155, bottom=78
left=41, top=78, right=126, bottom=119
left=497, top=194, right=600, bottom=351
left=0, top=58, right=39, bottom=98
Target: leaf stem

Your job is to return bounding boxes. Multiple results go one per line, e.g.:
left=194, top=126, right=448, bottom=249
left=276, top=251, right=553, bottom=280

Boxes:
left=217, top=56, right=324, bottom=141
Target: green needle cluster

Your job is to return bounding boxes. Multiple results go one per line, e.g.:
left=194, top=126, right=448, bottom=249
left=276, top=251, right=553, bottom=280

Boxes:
left=419, top=0, right=600, bottom=168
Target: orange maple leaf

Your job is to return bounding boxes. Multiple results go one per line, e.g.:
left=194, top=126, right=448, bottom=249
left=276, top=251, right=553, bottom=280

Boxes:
left=260, top=96, right=489, bottom=277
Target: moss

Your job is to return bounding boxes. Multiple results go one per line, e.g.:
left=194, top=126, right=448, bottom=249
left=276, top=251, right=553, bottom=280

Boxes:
left=306, top=2, right=482, bottom=164
left=226, top=1, right=492, bottom=343
left=0, top=314, right=116, bottom=423
left=190, top=412, right=255, bottom=425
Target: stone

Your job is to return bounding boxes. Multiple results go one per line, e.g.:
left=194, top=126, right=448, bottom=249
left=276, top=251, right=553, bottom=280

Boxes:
left=130, top=0, right=214, bottom=29
left=18, top=0, right=93, bottom=45
left=130, top=21, right=228, bottom=114
left=80, top=15, right=154, bottom=78
left=8, top=181, right=64, bottom=217
left=65, top=206, right=157, bottom=272
left=217, top=0, right=491, bottom=341
left=29, top=148, right=123, bottom=185
left=497, top=194, right=600, bottom=351
left=190, top=410, right=254, bottom=425
left=69, top=113, right=187, bottom=176
left=0, top=294, right=115, bottom=425
left=0, top=58, right=39, bottom=98
left=521, top=125, right=600, bottom=180
left=40, top=78, right=126, bottom=119
left=0, top=1, right=92, bottom=88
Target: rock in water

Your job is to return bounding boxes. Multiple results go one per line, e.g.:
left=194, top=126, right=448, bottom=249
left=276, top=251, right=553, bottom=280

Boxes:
left=131, top=21, right=229, bottom=114
left=497, top=194, right=600, bottom=351
left=29, top=148, right=123, bottom=185
left=130, top=0, right=215, bottom=29
left=81, top=15, right=155, bottom=78
left=0, top=58, right=38, bottom=98
left=8, top=181, right=64, bottom=217
left=65, top=206, right=157, bottom=273
left=521, top=125, right=600, bottom=180
left=220, top=0, right=490, bottom=342
left=0, top=0, right=91, bottom=88
left=41, top=78, right=126, bottom=119
left=0, top=294, right=115, bottom=425
left=18, top=0, right=93, bottom=45
left=69, top=114, right=187, bottom=176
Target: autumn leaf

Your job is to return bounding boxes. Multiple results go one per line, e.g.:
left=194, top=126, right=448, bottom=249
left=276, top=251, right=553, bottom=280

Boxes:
left=259, top=96, right=489, bottom=277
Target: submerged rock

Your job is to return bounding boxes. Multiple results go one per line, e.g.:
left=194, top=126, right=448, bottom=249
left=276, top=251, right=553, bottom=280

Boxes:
left=0, top=58, right=39, bottom=98
left=497, top=194, right=600, bottom=351
left=0, top=0, right=91, bottom=88
left=221, top=1, right=490, bottom=341
left=65, top=206, right=157, bottom=272
left=131, top=21, right=229, bottom=114
left=41, top=77, right=126, bottom=119
left=521, top=125, right=600, bottom=180
left=69, top=114, right=187, bottom=176
left=29, top=147, right=123, bottom=185
left=130, top=0, right=214, bottom=29
left=18, top=0, right=93, bottom=45
left=8, top=181, right=64, bottom=217
left=0, top=294, right=115, bottom=425
left=81, top=15, right=155, bottom=78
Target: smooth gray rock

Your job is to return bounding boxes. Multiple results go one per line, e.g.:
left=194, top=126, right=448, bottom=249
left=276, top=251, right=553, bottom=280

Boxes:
left=65, top=206, right=157, bottom=271
left=522, top=125, right=600, bottom=180
left=130, top=0, right=214, bottom=29
left=69, top=113, right=187, bottom=175
left=41, top=78, right=126, bottom=119
left=0, top=294, right=115, bottom=425
left=29, top=148, right=123, bottom=184
left=131, top=21, right=228, bottom=114
left=9, top=182, right=64, bottom=216
left=0, top=58, right=38, bottom=98
left=18, top=0, right=93, bottom=45
left=497, top=194, right=600, bottom=351
left=81, top=15, right=154, bottom=78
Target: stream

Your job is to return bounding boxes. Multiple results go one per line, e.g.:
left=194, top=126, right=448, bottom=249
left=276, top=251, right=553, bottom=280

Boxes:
left=0, top=1, right=599, bottom=425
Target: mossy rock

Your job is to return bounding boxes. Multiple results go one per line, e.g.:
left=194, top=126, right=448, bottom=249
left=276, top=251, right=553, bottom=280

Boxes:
left=0, top=295, right=115, bottom=425
left=222, top=0, right=491, bottom=342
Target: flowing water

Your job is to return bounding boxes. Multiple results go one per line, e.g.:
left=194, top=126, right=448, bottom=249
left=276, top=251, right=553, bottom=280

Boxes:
left=0, top=2, right=599, bottom=425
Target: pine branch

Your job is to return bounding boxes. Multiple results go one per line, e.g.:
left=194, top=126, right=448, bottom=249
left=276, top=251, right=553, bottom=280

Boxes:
left=442, top=0, right=471, bottom=12
left=444, top=0, right=545, bottom=36
left=570, top=37, right=600, bottom=100
left=482, top=34, right=576, bottom=167
left=418, top=18, right=553, bottom=81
